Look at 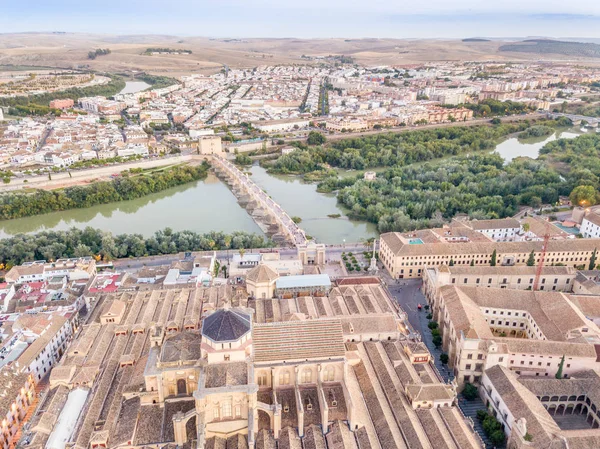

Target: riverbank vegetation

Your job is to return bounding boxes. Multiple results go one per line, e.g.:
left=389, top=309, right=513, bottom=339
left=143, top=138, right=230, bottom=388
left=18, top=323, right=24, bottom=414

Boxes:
left=322, top=153, right=567, bottom=233
left=312, top=129, right=600, bottom=233
left=539, top=133, right=600, bottom=181
left=265, top=118, right=570, bottom=175
left=0, top=227, right=272, bottom=266
left=518, top=125, right=555, bottom=140
left=0, top=162, right=210, bottom=220
left=133, top=73, right=179, bottom=90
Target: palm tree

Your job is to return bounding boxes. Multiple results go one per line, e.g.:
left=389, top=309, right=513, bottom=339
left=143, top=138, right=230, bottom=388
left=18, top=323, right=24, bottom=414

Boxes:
left=239, top=248, right=246, bottom=259
left=221, top=265, right=228, bottom=279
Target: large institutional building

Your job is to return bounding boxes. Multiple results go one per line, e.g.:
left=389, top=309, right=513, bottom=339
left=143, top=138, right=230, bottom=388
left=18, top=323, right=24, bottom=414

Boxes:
left=380, top=230, right=599, bottom=279
left=20, top=271, right=483, bottom=449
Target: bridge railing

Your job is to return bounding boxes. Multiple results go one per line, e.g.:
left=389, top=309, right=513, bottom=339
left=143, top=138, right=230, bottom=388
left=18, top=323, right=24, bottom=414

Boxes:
left=213, top=157, right=307, bottom=245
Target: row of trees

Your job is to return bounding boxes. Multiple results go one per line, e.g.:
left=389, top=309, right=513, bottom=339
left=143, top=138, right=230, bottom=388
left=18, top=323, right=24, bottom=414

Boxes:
left=0, top=163, right=210, bottom=220
left=88, top=48, right=111, bottom=60
left=0, top=227, right=273, bottom=266
left=268, top=120, right=569, bottom=175
left=8, top=104, right=63, bottom=117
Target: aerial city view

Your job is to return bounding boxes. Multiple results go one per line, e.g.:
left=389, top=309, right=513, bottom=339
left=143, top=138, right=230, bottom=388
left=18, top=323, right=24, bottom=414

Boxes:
left=4, top=2, right=600, bottom=449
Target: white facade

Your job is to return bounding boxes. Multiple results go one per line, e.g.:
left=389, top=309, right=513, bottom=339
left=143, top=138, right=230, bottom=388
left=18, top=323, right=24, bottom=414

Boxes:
left=581, top=214, right=600, bottom=238
left=254, top=119, right=309, bottom=133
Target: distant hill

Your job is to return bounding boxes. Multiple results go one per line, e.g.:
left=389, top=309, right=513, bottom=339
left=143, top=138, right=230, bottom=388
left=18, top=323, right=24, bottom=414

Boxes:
left=499, top=39, right=600, bottom=58
left=462, top=38, right=490, bottom=42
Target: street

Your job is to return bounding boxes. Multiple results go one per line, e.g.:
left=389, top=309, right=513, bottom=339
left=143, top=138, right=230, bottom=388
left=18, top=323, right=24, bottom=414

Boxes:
left=111, top=242, right=372, bottom=272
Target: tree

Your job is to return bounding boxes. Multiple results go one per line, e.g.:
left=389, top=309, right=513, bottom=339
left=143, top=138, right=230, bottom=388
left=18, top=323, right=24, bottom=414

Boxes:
left=490, top=250, right=497, bottom=266
left=590, top=248, right=598, bottom=270
left=213, top=259, right=221, bottom=278
left=432, top=335, right=442, bottom=348
left=556, top=355, right=565, bottom=379
left=221, top=265, right=228, bottom=278
left=490, top=430, right=505, bottom=446
left=527, top=251, right=536, bottom=267
left=570, top=185, right=598, bottom=208
left=440, top=353, right=449, bottom=364
left=307, top=131, right=326, bottom=146
left=238, top=248, right=246, bottom=259
left=428, top=321, right=439, bottom=330
left=462, top=383, right=479, bottom=401
left=470, top=259, right=475, bottom=266
left=522, top=222, right=530, bottom=234
left=449, top=258, right=454, bottom=266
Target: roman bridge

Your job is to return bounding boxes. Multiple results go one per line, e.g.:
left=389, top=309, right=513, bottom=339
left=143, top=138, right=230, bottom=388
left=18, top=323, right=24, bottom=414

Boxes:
left=212, top=156, right=307, bottom=247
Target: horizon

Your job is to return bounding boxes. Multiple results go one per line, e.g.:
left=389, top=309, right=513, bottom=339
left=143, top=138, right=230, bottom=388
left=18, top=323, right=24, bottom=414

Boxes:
left=3, top=0, right=600, bottom=39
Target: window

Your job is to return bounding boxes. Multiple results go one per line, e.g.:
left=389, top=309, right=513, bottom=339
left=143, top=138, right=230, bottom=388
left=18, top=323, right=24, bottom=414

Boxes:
left=301, top=369, right=312, bottom=383
left=325, top=366, right=335, bottom=382
left=214, top=408, right=220, bottom=419
left=467, top=353, right=473, bottom=359
left=279, top=371, right=290, bottom=385
left=258, top=372, right=268, bottom=386
left=235, top=405, right=242, bottom=418
left=222, top=402, right=232, bottom=418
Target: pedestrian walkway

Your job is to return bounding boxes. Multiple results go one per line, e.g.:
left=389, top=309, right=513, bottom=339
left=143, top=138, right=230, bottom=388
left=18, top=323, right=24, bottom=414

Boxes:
left=457, top=395, right=496, bottom=449
left=212, top=156, right=307, bottom=246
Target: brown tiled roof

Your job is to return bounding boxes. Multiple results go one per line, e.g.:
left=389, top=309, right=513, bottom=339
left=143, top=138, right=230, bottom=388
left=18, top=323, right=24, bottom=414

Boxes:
left=253, top=319, right=345, bottom=363
left=381, top=232, right=600, bottom=256
left=467, top=218, right=520, bottom=230
left=246, top=264, right=279, bottom=283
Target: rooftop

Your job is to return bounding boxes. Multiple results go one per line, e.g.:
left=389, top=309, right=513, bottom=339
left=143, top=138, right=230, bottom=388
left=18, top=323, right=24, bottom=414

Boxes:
left=202, top=308, right=251, bottom=343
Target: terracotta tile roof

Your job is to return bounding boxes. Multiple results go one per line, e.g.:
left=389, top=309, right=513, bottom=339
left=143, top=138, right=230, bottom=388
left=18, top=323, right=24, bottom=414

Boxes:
left=246, top=264, right=279, bottom=283
left=253, top=319, right=345, bottom=363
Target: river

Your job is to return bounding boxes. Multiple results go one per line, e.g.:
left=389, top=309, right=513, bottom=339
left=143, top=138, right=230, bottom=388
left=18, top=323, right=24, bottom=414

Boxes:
left=493, top=128, right=584, bottom=162
left=119, top=81, right=151, bottom=95
left=0, top=127, right=589, bottom=243
left=248, top=165, right=378, bottom=244
left=0, top=173, right=262, bottom=239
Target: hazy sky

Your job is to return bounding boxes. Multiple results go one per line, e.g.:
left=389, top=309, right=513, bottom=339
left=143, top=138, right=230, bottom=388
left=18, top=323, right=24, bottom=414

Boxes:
left=2, top=0, right=600, bottom=38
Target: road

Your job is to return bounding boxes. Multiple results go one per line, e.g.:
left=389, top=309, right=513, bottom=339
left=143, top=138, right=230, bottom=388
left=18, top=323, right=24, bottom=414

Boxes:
left=381, top=272, right=426, bottom=335
left=112, top=243, right=372, bottom=272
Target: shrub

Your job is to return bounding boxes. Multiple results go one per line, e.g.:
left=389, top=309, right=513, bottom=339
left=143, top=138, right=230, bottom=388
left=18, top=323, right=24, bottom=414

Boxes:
left=490, top=430, right=505, bottom=446
left=440, top=353, right=449, bottom=364
left=463, top=383, right=479, bottom=401
left=430, top=328, right=440, bottom=337
left=428, top=321, right=439, bottom=330
left=426, top=313, right=432, bottom=320
left=476, top=409, right=488, bottom=421
left=424, top=305, right=430, bottom=311
left=432, top=335, right=442, bottom=348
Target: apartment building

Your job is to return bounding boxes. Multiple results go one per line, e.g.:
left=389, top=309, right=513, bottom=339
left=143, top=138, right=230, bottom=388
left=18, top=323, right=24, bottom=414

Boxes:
left=379, top=231, right=599, bottom=279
